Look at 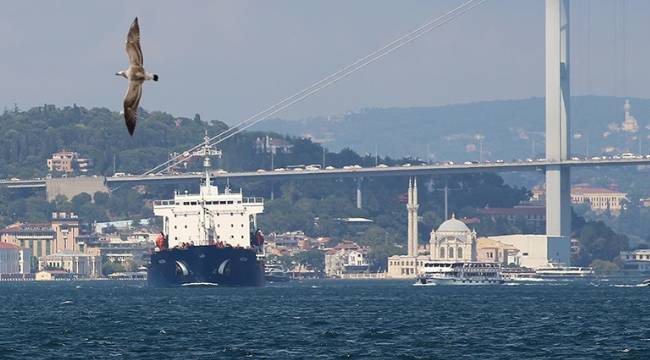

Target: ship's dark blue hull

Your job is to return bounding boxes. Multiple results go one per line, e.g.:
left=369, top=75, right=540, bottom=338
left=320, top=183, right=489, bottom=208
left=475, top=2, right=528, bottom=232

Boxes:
left=148, top=246, right=264, bottom=287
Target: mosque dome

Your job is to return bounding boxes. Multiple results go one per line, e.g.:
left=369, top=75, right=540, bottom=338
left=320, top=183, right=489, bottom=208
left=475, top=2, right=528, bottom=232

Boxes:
left=436, top=214, right=470, bottom=233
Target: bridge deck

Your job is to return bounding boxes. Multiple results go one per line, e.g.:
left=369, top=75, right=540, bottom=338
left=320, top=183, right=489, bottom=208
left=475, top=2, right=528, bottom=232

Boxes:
left=2, top=158, right=649, bottom=189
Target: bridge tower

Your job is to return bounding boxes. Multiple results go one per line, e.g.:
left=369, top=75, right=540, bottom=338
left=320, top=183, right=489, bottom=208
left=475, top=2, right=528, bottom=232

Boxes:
left=545, top=0, right=571, bottom=238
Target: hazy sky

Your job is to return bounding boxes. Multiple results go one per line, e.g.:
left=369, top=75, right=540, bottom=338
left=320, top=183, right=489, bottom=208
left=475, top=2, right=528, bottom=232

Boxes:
left=1, top=1, right=650, bottom=125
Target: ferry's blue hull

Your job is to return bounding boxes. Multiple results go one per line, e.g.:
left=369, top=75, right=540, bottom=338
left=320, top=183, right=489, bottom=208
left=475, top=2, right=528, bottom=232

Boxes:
left=148, top=246, right=264, bottom=287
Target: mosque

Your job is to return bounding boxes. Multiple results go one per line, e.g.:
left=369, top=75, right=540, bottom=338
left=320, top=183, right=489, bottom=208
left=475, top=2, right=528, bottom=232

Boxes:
left=387, top=178, right=570, bottom=279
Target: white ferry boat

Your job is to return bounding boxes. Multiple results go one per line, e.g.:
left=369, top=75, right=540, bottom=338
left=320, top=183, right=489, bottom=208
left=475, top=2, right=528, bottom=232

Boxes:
left=415, top=261, right=504, bottom=285
left=535, top=265, right=594, bottom=279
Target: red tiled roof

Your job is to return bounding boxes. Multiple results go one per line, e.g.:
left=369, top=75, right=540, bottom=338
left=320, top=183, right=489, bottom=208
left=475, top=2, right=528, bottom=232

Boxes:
left=0, top=242, right=20, bottom=249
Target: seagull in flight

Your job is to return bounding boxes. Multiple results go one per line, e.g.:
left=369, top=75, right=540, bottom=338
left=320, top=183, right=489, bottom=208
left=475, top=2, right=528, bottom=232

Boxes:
left=116, top=17, right=158, bottom=136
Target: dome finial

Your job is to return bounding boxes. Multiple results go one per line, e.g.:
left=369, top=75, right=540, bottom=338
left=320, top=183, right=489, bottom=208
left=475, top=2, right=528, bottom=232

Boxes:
left=451, top=212, right=455, bottom=219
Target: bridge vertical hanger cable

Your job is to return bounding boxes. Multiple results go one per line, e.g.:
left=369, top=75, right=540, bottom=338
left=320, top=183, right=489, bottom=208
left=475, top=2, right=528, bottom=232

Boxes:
left=143, top=0, right=489, bottom=175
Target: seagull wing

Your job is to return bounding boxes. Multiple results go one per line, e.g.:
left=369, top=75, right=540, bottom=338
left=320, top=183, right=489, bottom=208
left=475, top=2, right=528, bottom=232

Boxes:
left=125, top=17, right=143, bottom=66
left=123, top=80, right=143, bottom=135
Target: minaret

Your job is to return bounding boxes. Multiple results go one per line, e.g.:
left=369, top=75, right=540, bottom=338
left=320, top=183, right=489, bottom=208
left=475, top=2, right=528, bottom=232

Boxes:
left=407, top=178, right=413, bottom=256
left=412, top=178, right=419, bottom=257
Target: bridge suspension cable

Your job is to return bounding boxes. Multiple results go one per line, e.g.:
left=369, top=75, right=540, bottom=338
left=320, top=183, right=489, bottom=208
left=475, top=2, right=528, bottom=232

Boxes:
left=144, top=0, right=488, bottom=175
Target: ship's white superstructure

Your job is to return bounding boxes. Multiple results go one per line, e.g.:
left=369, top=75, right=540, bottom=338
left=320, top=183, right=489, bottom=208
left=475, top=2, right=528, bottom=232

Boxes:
left=152, top=133, right=264, bottom=249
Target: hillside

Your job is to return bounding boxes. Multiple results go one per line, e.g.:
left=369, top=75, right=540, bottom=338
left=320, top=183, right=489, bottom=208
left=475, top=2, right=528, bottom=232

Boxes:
left=253, top=96, right=650, bottom=161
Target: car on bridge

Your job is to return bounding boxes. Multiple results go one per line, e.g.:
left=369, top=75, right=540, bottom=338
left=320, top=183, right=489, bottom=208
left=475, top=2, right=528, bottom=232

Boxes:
left=376, top=164, right=388, bottom=168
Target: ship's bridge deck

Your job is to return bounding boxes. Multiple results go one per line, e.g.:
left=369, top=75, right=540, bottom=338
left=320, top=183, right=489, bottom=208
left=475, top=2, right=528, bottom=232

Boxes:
left=153, top=197, right=264, bottom=207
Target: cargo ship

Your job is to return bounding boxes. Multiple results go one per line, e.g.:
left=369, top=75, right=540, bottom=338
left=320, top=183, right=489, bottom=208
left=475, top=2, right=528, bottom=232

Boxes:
left=147, top=135, right=265, bottom=287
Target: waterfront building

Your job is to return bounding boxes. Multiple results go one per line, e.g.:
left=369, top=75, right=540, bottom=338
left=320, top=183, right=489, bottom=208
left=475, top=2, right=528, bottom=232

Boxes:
left=478, top=234, right=570, bottom=269
left=1, top=212, right=83, bottom=259
left=46, top=150, right=92, bottom=174
left=38, top=251, right=101, bottom=278
left=35, top=270, right=74, bottom=281
left=0, top=242, right=20, bottom=273
left=570, top=186, right=627, bottom=215
left=1, top=223, right=56, bottom=258
left=620, top=249, right=650, bottom=273
left=476, top=237, right=520, bottom=266
left=324, top=241, right=369, bottom=278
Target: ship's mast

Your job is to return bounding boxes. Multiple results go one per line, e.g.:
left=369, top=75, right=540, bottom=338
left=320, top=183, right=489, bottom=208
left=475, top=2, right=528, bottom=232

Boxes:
left=193, top=131, right=222, bottom=187
left=192, top=131, right=222, bottom=244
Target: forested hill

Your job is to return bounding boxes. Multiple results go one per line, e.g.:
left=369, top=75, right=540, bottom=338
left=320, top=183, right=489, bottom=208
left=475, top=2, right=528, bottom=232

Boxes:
left=0, top=105, right=232, bottom=178
left=253, top=96, right=650, bottom=161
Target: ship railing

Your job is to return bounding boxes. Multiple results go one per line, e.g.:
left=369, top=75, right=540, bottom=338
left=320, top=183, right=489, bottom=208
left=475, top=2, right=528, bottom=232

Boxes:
left=242, top=197, right=264, bottom=204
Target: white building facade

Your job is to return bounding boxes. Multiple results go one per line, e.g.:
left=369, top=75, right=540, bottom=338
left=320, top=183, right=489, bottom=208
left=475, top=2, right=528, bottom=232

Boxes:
left=620, top=249, right=650, bottom=273
left=483, top=234, right=570, bottom=269
left=39, top=251, right=102, bottom=278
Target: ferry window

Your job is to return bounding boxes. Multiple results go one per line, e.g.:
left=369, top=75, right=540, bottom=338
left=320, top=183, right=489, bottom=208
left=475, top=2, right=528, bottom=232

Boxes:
left=237, top=201, right=242, bottom=204
left=522, top=252, right=529, bottom=256
left=241, top=224, right=244, bottom=227
left=217, top=235, right=220, bottom=239
left=230, top=213, right=234, bottom=216
left=240, top=213, right=244, bottom=216
left=220, top=201, right=226, bottom=205
left=231, top=224, right=234, bottom=227
left=230, top=235, right=234, bottom=239
left=217, top=224, right=220, bottom=227
left=183, top=202, right=189, bottom=205
left=191, top=202, right=197, bottom=205
left=184, top=225, right=187, bottom=229
left=174, top=225, right=177, bottom=229
left=227, top=201, right=233, bottom=204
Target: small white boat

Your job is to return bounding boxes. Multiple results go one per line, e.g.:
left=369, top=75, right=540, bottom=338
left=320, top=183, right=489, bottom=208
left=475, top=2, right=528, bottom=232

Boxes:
left=415, top=261, right=504, bottom=285
left=535, top=265, right=594, bottom=279
left=181, top=282, right=219, bottom=287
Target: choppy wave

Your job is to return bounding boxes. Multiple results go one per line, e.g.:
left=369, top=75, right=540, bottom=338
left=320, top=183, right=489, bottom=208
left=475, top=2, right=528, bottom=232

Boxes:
left=1, top=280, right=649, bottom=359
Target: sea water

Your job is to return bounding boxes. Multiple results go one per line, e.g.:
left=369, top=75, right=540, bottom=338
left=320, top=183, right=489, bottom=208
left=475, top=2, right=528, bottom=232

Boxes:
left=1, top=279, right=649, bottom=359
